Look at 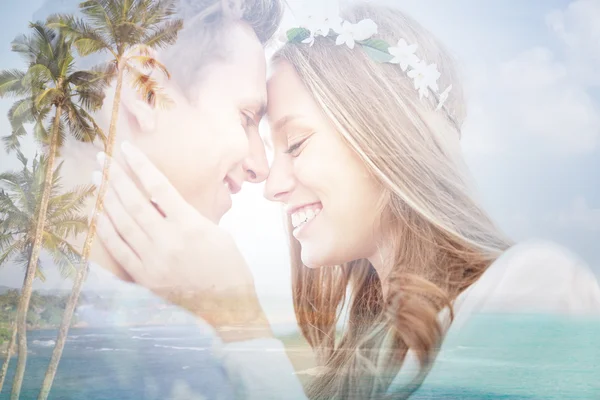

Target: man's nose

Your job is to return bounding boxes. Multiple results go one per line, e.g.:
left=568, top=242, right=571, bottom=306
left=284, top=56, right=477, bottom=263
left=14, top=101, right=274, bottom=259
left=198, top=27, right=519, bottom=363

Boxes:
left=243, top=133, right=269, bottom=183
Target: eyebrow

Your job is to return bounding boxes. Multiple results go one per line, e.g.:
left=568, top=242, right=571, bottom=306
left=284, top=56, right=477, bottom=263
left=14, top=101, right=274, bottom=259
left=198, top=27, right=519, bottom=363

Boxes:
left=243, top=98, right=267, bottom=120
left=272, top=115, right=301, bottom=133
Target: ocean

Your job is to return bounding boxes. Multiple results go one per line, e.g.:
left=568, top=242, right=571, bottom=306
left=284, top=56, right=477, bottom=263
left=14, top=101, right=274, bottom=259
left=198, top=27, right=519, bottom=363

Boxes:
left=0, top=325, right=236, bottom=400
left=1, top=314, right=599, bottom=400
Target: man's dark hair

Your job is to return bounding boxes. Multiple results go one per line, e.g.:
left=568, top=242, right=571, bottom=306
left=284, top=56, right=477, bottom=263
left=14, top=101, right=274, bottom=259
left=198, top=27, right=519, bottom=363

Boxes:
left=162, top=0, right=283, bottom=93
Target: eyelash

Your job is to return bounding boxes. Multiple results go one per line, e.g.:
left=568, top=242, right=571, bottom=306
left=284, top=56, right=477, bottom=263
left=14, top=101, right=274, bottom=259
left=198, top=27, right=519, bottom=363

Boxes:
left=242, top=112, right=256, bottom=128
left=285, top=137, right=309, bottom=156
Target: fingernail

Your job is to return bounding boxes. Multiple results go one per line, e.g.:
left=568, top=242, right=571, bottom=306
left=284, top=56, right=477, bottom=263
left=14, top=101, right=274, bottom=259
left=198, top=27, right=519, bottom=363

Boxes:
left=121, top=141, right=134, bottom=158
left=91, top=171, right=102, bottom=187
left=96, top=151, right=107, bottom=166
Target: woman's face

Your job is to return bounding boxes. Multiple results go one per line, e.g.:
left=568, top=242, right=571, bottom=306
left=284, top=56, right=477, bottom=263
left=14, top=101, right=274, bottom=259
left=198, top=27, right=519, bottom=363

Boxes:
left=265, top=61, right=384, bottom=268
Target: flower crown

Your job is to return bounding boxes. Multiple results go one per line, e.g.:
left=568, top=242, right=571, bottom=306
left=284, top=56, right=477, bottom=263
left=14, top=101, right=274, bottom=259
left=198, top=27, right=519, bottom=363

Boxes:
left=285, top=15, right=457, bottom=125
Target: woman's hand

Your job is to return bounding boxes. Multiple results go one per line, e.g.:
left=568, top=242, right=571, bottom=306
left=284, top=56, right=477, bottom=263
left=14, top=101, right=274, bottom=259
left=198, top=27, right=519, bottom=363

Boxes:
left=93, top=141, right=272, bottom=342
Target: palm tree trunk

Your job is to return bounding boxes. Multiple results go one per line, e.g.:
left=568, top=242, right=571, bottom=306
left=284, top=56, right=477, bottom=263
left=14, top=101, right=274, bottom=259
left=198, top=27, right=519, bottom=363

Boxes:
left=10, top=102, right=63, bottom=400
left=0, top=323, right=17, bottom=393
left=38, top=65, right=125, bottom=400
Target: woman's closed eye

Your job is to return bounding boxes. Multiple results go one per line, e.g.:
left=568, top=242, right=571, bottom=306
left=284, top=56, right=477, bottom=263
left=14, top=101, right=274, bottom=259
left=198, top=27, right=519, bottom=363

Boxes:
left=285, top=135, right=313, bottom=157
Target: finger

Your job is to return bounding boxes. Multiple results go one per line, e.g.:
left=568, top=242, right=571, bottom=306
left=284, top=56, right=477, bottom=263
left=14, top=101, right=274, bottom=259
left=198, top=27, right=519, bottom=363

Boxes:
left=101, top=185, right=154, bottom=262
left=95, top=154, right=167, bottom=242
left=96, top=212, right=144, bottom=279
left=118, top=141, right=196, bottom=222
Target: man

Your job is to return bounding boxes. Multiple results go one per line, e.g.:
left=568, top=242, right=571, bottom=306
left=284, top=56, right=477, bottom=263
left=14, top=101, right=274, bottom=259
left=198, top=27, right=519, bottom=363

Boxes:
left=51, top=0, right=286, bottom=398
left=63, top=0, right=282, bottom=278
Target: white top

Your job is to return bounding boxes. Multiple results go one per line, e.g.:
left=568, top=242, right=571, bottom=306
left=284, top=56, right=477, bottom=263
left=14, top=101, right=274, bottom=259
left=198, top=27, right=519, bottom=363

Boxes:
left=211, top=239, right=600, bottom=399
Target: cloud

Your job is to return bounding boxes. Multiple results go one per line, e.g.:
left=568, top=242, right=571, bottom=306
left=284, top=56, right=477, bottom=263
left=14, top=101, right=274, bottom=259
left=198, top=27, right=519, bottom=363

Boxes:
left=462, top=45, right=600, bottom=157
left=555, top=197, right=600, bottom=232
left=545, top=0, right=600, bottom=86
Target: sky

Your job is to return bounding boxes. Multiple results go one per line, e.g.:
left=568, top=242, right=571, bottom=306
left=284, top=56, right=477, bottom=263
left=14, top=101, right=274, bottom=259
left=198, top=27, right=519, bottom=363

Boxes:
left=0, top=0, right=599, bottom=323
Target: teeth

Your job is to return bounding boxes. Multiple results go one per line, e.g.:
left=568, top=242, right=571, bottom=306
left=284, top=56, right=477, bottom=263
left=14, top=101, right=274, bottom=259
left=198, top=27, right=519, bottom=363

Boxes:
left=290, top=205, right=322, bottom=229
left=298, top=211, right=306, bottom=223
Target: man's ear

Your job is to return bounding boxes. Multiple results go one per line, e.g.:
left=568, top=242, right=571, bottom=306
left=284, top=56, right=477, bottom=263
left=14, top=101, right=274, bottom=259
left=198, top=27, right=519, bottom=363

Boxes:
left=120, top=86, right=157, bottom=134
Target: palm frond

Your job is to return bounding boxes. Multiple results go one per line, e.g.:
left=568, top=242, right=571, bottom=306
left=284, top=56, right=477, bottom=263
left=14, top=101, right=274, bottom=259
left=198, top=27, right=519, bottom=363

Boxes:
left=3, top=99, right=36, bottom=152
left=48, top=184, right=95, bottom=222
left=35, top=87, right=62, bottom=109
left=2, top=130, right=25, bottom=153
left=14, top=249, right=46, bottom=282
left=43, top=232, right=82, bottom=279
left=91, top=60, right=118, bottom=84
left=58, top=49, right=76, bottom=80
left=29, top=21, right=58, bottom=60
left=125, top=65, right=173, bottom=109
left=45, top=236, right=79, bottom=279
left=8, top=97, right=37, bottom=124
left=126, top=55, right=170, bottom=78
left=0, top=174, right=32, bottom=218
left=16, top=149, right=28, bottom=167
left=114, top=21, right=146, bottom=47
left=48, top=216, right=89, bottom=240
left=0, top=231, right=17, bottom=254
left=0, top=239, right=25, bottom=268
left=70, top=103, right=105, bottom=146
left=10, top=33, right=38, bottom=64
left=22, top=64, right=56, bottom=89
left=139, top=0, right=178, bottom=27
left=47, top=14, right=112, bottom=58
left=142, top=19, right=183, bottom=49
left=33, top=117, right=51, bottom=148
left=71, top=86, right=105, bottom=111
left=79, top=0, right=118, bottom=40
left=67, top=66, right=113, bottom=92
left=63, top=100, right=96, bottom=142
left=0, top=69, right=28, bottom=98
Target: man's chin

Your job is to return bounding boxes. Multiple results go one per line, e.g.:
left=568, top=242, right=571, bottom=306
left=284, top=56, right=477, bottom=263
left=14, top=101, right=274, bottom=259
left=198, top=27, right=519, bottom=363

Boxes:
left=209, top=207, right=226, bottom=225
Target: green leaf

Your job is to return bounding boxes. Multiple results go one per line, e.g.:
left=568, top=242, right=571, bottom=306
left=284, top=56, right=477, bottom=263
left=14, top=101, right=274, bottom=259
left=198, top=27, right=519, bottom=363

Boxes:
left=359, top=39, right=390, bottom=52
left=286, top=28, right=311, bottom=43
left=359, top=39, right=394, bottom=63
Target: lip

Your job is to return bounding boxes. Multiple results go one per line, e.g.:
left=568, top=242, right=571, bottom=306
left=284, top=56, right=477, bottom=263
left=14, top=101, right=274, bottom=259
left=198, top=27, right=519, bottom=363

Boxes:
left=224, top=176, right=242, bottom=195
left=285, top=201, right=323, bottom=215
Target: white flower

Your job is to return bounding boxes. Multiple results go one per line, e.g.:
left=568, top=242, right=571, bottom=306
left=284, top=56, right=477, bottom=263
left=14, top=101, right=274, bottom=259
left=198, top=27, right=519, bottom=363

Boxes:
left=334, top=18, right=378, bottom=49
left=352, top=18, right=378, bottom=41
left=407, top=61, right=441, bottom=99
left=435, top=85, right=452, bottom=111
left=388, top=39, right=419, bottom=71
left=335, top=21, right=357, bottom=49
left=302, top=34, right=315, bottom=46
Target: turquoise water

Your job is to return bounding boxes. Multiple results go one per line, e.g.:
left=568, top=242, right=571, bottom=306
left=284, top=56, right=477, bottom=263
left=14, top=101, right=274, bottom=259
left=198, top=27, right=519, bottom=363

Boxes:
left=2, top=314, right=599, bottom=399
left=397, top=313, right=600, bottom=399
left=0, top=326, right=234, bottom=400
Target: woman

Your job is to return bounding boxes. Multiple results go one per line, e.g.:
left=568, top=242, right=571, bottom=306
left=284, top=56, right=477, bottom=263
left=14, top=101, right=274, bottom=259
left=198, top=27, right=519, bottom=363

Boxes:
left=95, top=2, right=600, bottom=399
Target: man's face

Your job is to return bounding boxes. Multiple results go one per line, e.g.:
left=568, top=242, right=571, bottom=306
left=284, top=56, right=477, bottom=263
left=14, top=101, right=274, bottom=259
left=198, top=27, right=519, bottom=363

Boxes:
left=132, top=23, right=269, bottom=223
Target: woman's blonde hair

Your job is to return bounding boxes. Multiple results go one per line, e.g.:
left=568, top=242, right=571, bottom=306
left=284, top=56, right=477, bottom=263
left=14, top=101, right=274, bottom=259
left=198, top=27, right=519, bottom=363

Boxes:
left=273, top=3, right=512, bottom=399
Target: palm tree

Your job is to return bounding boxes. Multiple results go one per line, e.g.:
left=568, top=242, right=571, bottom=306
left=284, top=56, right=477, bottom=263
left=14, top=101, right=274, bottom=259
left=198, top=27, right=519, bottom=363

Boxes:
left=0, top=22, right=105, bottom=399
left=40, top=2, right=182, bottom=398
left=0, top=322, right=17, bottom=394
left=0, top=152, right=95, bottom=396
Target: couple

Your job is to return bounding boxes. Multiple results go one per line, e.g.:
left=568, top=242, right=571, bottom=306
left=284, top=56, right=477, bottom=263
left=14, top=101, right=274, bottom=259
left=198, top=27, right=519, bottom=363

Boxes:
left=61, top=0, right=600, bottom=399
